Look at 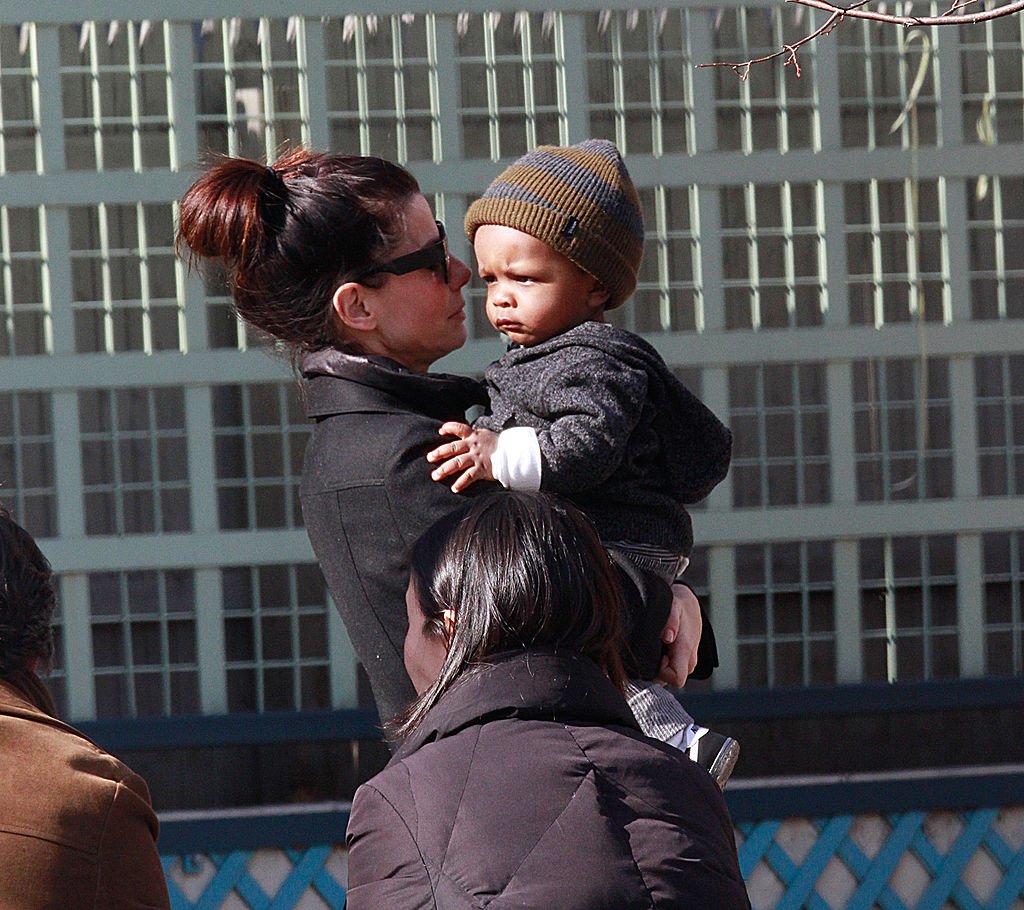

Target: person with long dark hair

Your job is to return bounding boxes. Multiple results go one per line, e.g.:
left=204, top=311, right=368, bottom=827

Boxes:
left=345, top=492, right=751, bottom=909
left=177, top=148, right=707, bottom=732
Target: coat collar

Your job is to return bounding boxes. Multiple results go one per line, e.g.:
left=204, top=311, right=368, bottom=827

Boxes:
left=302, top=348, right=486, bottom=422
left=0, top=668, right=59, bottom=719
left=392, top=650, right=639, bottom=764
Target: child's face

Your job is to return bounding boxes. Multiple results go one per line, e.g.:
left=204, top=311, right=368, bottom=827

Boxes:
left=473, top=224, right=608, bottom=347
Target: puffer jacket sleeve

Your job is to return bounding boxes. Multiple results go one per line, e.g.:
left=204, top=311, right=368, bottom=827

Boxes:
left=346, top=783, right=435, bottom=910
left=94, top=774, right=170, bottom=909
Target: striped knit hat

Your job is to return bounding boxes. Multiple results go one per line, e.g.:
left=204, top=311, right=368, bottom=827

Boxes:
left=464, top=140, right=644, bottom=309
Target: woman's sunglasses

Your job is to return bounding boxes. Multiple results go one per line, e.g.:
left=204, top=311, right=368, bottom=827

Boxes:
left=354, top=221, right=449, bottom=286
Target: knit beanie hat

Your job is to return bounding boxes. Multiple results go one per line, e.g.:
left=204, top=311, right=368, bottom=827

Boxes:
left=464, top=139, right=644, bottom=309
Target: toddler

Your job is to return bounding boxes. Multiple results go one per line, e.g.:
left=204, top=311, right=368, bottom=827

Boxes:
left=427, top=140, right=738, bottom=787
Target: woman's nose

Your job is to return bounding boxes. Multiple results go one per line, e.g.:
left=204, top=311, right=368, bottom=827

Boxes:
left=449, top=255, right=472, bottom=289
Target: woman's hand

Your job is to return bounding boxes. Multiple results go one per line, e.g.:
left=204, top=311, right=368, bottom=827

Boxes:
left=427, top=423, right=498, bottom=492
left=654, top=583, right=703, bottom=688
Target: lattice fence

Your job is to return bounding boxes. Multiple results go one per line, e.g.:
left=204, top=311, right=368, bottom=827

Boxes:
left=738, top=808, right=1024, bottom=910
left=161, top=807, right=1024, bottom=909
left=162, top=847, right=348, bottom=910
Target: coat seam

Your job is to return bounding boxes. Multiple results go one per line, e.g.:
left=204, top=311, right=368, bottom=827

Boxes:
left=92, top=779, right=120, bottom=910
left=564, top=726, right=657, bottom=910
left=438, top=725, right=482, bottom=873
left=361, top=783, right=439, bottom=908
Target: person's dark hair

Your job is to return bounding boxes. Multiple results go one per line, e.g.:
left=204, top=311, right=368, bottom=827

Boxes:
left=393, top=491, right=627, bottom=739
left=0, top=506, right=55, bottom=678
left=176, top=147, right=420, bottom=354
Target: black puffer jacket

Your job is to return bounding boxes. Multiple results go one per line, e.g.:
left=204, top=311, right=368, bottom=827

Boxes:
left=345, top=651, right=751, bottom=910
left=300, top=350, right=490, bottom=722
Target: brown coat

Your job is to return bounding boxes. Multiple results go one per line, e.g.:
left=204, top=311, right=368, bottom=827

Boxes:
left=0, top=671, right=170, bottom=910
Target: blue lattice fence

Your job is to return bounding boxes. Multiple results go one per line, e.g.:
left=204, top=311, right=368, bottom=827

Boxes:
left=737, top=809, right=1024, bottom=910
left=162, top=848, right=348, bottom=909
left=160, top=806, right=1024, bottom=909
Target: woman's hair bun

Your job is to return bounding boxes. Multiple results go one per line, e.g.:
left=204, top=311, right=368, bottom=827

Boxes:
left=177, top=155, right=284, bottom=269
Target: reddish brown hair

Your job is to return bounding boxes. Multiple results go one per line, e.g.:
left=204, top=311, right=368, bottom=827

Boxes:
left=177, top=147, right=420, bottom=352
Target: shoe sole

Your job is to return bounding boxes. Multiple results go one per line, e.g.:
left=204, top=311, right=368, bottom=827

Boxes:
left=709, top=738, right=741, bottom=791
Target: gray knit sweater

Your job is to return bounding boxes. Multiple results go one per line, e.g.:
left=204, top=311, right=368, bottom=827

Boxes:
left=476, top=321, right=732, bottom=553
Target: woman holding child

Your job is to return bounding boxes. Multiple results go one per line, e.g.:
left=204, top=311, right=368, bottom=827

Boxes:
left=176, top=142, right=735, bottom=782
left=345, top=492, right=750, bottom=909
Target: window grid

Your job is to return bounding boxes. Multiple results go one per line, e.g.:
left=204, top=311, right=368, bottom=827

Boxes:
left=960, top=13, right=1024, bottom=146
left=78, top=386, right=191, bottom=535
left=88, top=568, right=199, bottom=719
left=735, top=541, right=836, bottom=689
left=711, top=7, right=819, bottom=153
left=456, top=12, right=565, bottom=161
left=845, top=178, right=951, bottom=327
left=0, top=24, right=41, bottom=173
left=212, top=382, right=309, bottom=531
left=966, top=175, right=1024, bottom=321
left=222, top=562, right=331, bottom=713
left=0, top=206, right=50, bottom=356
left=325, top=14, right=442, bottom=162
left=583, top=10, right=695, bottom=156
left=720, top=181, right=827, bottom=330
left=70, top=202, right=184, bottom=354
left=860, top=535, right=959, bottom=682
left=729, top=363, right=830, bottom=508
left=853, top=357, right=953, bottom=502
left=837, top=10, right=941, bottom=150
left=194, top=17, right=307, bottom=160
left=975, top=354, right=1024, bottom=497
left=0, top=391, right=56, bottom=538
left=59, top=20, right=174, bottom=171
left=982, top=531, right=1024, bottom=676
left=609, top=185, right=701, bottom=334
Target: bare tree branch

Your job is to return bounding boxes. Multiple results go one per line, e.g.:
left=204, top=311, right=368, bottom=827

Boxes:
left=789, top=0, right=1024, bottom=27
left=696, top=8, right=845, bottom=79
left=699, top=0, right=1024, bottom=78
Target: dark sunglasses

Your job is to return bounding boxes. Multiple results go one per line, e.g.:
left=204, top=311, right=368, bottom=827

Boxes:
left=354, top=221, right=449, bottom=286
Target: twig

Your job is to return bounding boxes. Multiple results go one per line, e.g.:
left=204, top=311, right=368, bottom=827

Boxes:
left=700, top=0, right=1024, bottom=78
left=696, top=9, right=844, bottom=78
left=790, top=0, right=1024, bottom=27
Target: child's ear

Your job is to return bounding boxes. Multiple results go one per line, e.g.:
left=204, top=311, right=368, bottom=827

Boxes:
left=332, top=282, right=378, bottom=332
left=586, top=283, right=612, bottom=311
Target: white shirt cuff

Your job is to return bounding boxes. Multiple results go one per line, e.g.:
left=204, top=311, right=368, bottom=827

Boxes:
left=491, top=427, right=542, bottom=491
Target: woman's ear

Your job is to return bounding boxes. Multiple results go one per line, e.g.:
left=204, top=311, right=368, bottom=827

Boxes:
left=441, top=608, right=457, bottom=643
left=332, top=282, right=378, bottom=332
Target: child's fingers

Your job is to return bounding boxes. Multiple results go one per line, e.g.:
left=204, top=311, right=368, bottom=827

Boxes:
left=437, top=421, right=472, bottom=438
left=426, top=439, right=468, bottom=463
left=450, top=468, right=479, bottom=494
left=430, top=455, right=467, bottom=482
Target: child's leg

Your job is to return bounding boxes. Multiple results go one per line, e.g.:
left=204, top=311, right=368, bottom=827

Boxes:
left=624, top=679, right=693, bottom=741
left=625, top=680, right=740, bottom=790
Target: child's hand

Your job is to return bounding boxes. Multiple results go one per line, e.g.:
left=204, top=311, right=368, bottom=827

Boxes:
left=427, top=423, right=499, bottom=493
